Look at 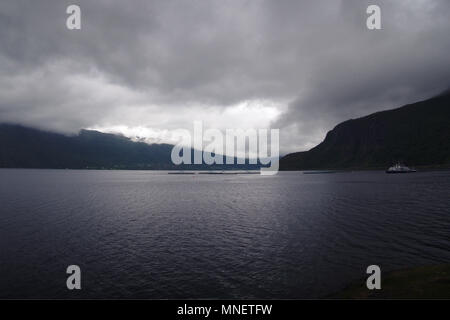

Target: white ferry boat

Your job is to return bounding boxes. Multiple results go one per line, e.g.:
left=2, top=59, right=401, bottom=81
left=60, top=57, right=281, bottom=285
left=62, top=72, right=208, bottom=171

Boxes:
left=386, top=162, right=417, bottom=174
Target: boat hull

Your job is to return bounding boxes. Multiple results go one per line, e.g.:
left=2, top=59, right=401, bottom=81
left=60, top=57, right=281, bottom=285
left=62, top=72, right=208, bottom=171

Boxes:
left=385, top=170, right=417, bottom=174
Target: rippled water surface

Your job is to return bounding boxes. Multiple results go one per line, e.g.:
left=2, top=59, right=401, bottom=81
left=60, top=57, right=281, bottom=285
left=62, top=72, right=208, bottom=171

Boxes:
left=0, top=169, right=449, bottom=298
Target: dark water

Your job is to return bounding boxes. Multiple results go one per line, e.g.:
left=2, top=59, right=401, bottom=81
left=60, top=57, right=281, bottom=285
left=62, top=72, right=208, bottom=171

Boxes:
left=0, top=169, right=449, bottom=299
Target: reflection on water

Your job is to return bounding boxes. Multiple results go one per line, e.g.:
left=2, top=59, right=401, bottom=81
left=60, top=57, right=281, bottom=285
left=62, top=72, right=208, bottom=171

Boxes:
left=0, top=169, right=449, bottom=298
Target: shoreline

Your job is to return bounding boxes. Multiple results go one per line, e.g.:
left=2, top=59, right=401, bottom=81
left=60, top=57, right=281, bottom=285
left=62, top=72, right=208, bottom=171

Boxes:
left=328, top=264, right=450, bottom=299
left=1, top=165, right=450, bottom=172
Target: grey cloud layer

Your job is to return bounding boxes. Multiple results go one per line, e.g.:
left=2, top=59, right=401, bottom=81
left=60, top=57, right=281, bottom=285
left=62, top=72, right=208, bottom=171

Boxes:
left=1, top=0, right=450, bottom=152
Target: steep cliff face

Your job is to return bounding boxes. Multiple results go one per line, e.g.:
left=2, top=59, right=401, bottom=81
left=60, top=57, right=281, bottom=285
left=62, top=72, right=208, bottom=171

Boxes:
left=280, top=91, right=450, bottom=170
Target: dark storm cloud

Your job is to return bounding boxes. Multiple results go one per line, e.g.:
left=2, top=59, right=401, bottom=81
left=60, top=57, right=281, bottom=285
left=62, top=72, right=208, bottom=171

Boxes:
left=1, top=0, right=450, bottom=152
left=275, top=0, right=450, bottom=151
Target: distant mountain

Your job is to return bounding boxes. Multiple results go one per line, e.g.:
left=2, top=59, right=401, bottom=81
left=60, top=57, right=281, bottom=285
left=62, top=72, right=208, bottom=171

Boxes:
left=0, top=124, right=258, bottom=170
left=280, top=91, right=450, bottom=170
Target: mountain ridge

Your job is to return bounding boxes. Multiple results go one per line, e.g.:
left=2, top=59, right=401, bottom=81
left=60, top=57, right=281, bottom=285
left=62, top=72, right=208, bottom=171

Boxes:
left=280, top=91, right=450, bottom=170
left=0, top=124, right=258, bottom=170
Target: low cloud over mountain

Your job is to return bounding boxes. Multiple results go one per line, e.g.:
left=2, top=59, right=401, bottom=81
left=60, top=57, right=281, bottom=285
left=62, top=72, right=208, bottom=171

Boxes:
left=1, top=1, right=450, bottom=154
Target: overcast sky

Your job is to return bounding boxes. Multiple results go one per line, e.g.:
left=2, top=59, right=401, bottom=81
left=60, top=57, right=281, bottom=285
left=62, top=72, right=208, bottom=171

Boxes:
left=1, top=0, right=450, bottom=154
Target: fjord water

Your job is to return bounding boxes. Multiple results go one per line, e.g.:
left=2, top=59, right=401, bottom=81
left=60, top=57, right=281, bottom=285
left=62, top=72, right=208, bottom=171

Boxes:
left=0, top=169, right=449, bottom=299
